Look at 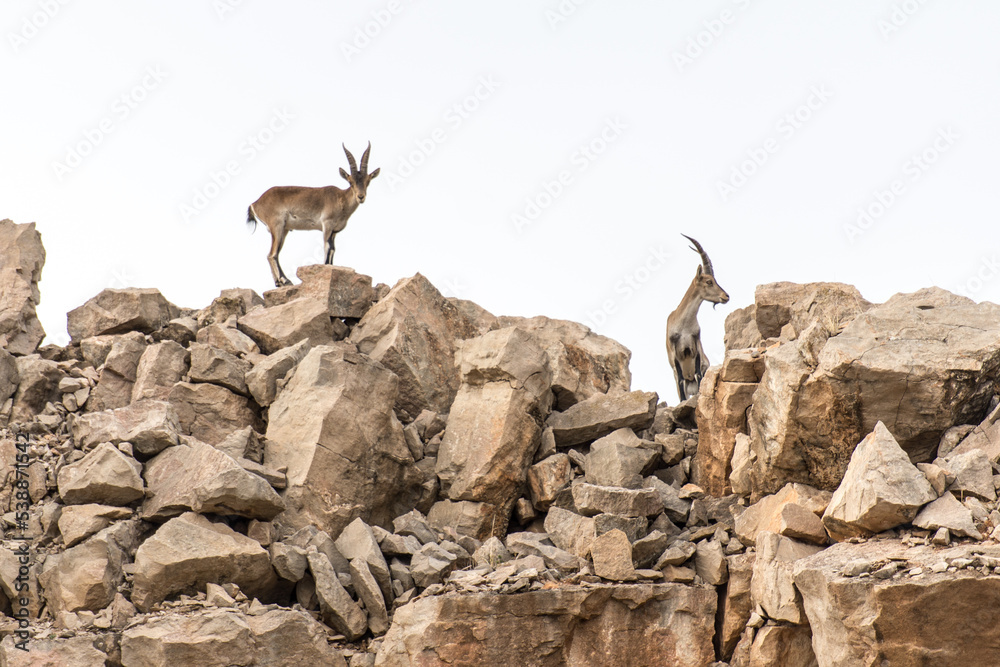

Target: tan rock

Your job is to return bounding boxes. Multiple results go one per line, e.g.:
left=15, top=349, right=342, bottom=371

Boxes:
left=543, top=506, right=596, bottom=559
left=196, top=323, right=259, bottom=357
left=58, top=504, right=132, bottom=547
left=0, top=347, right=18, bottom=406
left=912, top=491, right=982, bottom=539
left=591, top=529, right=636, bottom=581
left=238, top=297, right=336, bottom=354
left=375, top=584, right=716, bottom=667
left=131, top=341, right=190, bottom=402
left=751, top=532, right=823, bottom=624
left=264, top=264, right=376, bottom=319
left=693, top=364, right=758, bottom=496
left=188, top=343, right=251, bottom=396
left=307, top=551, right=367, bottom=641
left=734, top=483, right=832, bottom=547
left=67, top=287, right=178, bottom=343
left=426, top=500, right=503, bottom=541
left=527, top=453, right=571, bottom=511
left=120, top=608, right=254, bottom=667
left=72, top=399, right=182, bottom=457
left=87, top=332, right=147, bottom=411
left=0, top=220, right=46, bottom=356
left=719, top=552, right=755, bottom=661
left=572, top=483, right=664, bottom=518
left=244, top=339, right=310, bottom=406
left=694, top=539, right=728, bottom=585
left=39, top=522, right=138, bottom=614
left=748, top=624, right=818, bottom=667
left=0, top=635, right=106, bottom=667
left=168, top=381, right=261, bottom=446
left=247, top=607, right=348, bottom=666
left=56, top=442, right=143, bottom=506
left=546, top=390, right=658, bottom=447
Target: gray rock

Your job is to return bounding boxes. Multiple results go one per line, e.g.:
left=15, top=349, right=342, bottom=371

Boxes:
left=335, top=518, right=393, bottom=605
left=631, top=530, right=669, bottom=569
left=751, top=532, right=823, bottom=624
left=350, top=558, right=388, bottom=635
left=269, top=542, right=308, bottom=581
left=572, top=483, right=664, bottom=518
left=411, top=543, right=460, bottom=588
left=940, top=449, right=997, bottom=501
left=307, top=552, right=367, bottom=641
left=264, top=264, right=375, bottom=319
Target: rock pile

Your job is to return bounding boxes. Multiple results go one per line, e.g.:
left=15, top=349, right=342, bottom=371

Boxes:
left=3, top=218, right=1000, bottom=666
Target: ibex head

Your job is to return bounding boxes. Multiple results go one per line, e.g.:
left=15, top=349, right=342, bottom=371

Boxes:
left=682, top=234, right=729, bottom=306
left=340, top=142, right=381, bottom=204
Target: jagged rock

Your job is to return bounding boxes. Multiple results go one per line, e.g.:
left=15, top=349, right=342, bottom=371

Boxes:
left=591, top=529, right=636, bottom=581
left=9, top=354, right=62, bottom=422
left=917, top=462, right=953, bottom=495
left=631, top=530, right=668, bottom=569
left=0, top=220, right=46, bottom=355
left=87, top=332, right=146, bottom=410
left=287, top=526, right=351, bottom=575
left=244, top=339, right=310, bottom=407
left=238, top=297, right=336, bottom=354
left=751, top=282, right=873, bottom=344
left=794, top=539, right=1000, bottom=666
left=694, top=539, right=728, bottom=586
left=376, top=584, right=717, bottom=667
left=546, top=390, right=657, bottom=447
left=39, top=521, right=139, bottom=614
left=747, top=624, right=818, bottom=667
left=495, top=315, right=632, bottom=410
left=584, top=431, right=659, bottom=489
left=57, top=442, right=144, bottom=506
left=751, top=532, right=823, bottom=624
left=71, top=399, right=182, bottom=457
left=527, top=453, right=571, bottom=511
left=950, top=402, right=1000, bottom=461
left=120, top=608, right=254, bottom=667
left=411, top=543, right=460, bottom=588
left=822, top=423, right=938, bottom=541
left=730, top=433, right=753, bottom=496
left=196, top=323, right=259, bottom=357
left=544, top=507, right=596, bottom=558
left=266, top=345, right=421, bottom=535
left=351, top=557, right=389, bottom=635
left=392, top=510, right=439, bottom=545
left=168, top=381, right=261, bottom=446
left=773, top=502, right=829, bottom=546
left=58, top=504, right=132, bottom=547
left=506, top=532, right=584, bottom=572
left=215, top=426, right=264, bottom=463
left=734, top=483, right=832, bottom=547
left=157, top=316, right=198, bottom=346
left=750, top=288, right=1000, bottom=497
left=131, top=341, right=190, bottom=402
left=350, top=273, right=482, bottom=422
left=472, top=537, right=512, bottom=568
left=572, top=483, right=663, bottom=518
left=693, top=363, right=758, bottom=496
left=250, top=607, right=349, bottom=666
left=0, top=348, right=17, bottom=406
left=642, top=476, right=691, bottom=524
left=188, top=343, right=251, bottom=396
left=131, top=512, right=275, bottom=612
left=335, top=517, right=393, bottom=605
left=455, top=327, right=553, bottom=401
left=426, top=500, right=503, bottom=541
left=264, top=264, right=376, bottom=319
left=594, top=514, right=647, bottom=542
left=719, top=552, right=755, bottom=661
left=141, top=439, right=284, bottom=521
left=269, top=542, right=308, bottom=581
left=67, top=288, right=178, bottom=342
left=912, top=491, right=982, bottom=539
left=939, top=449, right=997, bottom=501
left=0, top=635, right=106, bottom=666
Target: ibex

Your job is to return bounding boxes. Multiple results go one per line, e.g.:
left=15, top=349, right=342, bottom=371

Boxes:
left=666, top=235, right=729, bottom=402
left=247, top=143, right=380, bottom=287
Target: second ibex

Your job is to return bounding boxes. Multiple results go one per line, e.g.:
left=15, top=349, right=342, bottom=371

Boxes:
left=666, top=235, right=729, bottom=402
left=247, top=142, right=380, bottom=287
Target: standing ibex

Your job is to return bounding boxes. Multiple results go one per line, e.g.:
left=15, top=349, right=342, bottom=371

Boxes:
left=247, top=143, right=380, bottom=286
left=666, top=235, right=729, bottom=401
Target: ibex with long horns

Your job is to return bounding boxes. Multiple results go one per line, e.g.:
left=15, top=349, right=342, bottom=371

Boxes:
left=666, top=235, right=729, bottom=401
left=247, top=143, right=380, bottom=287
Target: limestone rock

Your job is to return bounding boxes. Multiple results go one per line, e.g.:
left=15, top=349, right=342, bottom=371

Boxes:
left=0, top=347, right=17, bottom=406
left=238, top=297, right=335, bottom=354
left=719, top=552, right=755, bottom=661
left=735, top=483, right=832, bottom=547
left=495, top=315, right=632, bottom=410
left=189, top=343, right=251, bottom=396
left=132, top=341, right=190, bottom=402
left=120, top=608, right=254, bottom=667
left=751, top=532, right=823, bottom=624
left=584, top=434, right=658, bottom=489
left=350, top=557, right=388, bottom=635
left=264, top=264, right=376, bottom=319
left=131, top=512, right=275, bottom=611
left=376, top=584, right=717, bottom=667
left=751, top=288, right=1000, bottom=497
left=88, top=332, right=147, bottom=411
left=245, top=339, right=310, bottom=407
left=940, top=449, right=997, bottom=501
left=39, top=524, right=132, bottom=614
left=141, top=439, right=284, bottom=521
left=349, top=273, right=483, bottom=422
left=307, top=552, right=367, bottom=640
left=543, top=507, right=596, bottom=558
left=411, top=542, right=460, bottom=588
left=694, top=539, right=728, bottom=586
left=912, top=491, right=982, bottom=539
left=822, top=423, right=938, bottom=541
left=0, top=635, right=106, bottom=667
left=168, top=381, right=261, bottom=446
left=71, top=399, right=182, bottom=457
left=265, top=345, right=421, bottom=536
left=572, top=483, right=664, bottom=518
left=57, top=442, right=143, bottom=506
left=427, top=500, right=502, bottom=541
left=752, top=282, right=873, bottom=343
left=0, top=220, right=46, bottom=355
left=591, top=529, right=636, bottom=581
left=67, top=287, right=178, bottom=342
left=950, top=402, right=1000, bottom=461
left=693, top=364, right=758, bottom=496
left=335, top=517, right=393, bottom=605
left=10, top=354, right=62, bottom=422
left=196, top=323, right=259, bottom=357
left=58, top=504, right=132, bottom=547
left=546, top=390, right=658, bottom=447
left=247, top=607, right=348, bottom=666
left=748, top=624, right=818, bottom=667
left=527, top=453, right=571, bottom=511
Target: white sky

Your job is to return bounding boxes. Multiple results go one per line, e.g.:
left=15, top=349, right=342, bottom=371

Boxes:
left=3, top=1, right=999, bottom=403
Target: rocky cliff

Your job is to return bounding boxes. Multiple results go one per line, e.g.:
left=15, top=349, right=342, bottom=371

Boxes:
left=2, top=217, right=1000, bottom=666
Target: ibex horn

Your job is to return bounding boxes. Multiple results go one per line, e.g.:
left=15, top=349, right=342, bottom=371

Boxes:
left=681, top=234, right=714, bottom=276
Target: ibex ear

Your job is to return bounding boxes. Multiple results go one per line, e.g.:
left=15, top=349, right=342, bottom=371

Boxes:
left=367, top=167, right=380, bottom=182
left=339, top=167, right=351, bottom=183
left=696, top=264, right=703, bottom=276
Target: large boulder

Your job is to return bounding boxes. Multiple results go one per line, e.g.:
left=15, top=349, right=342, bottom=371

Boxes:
left=495, top=315, right=632, bottom=409
left=750, top=288, right=1000, bottom=498
left=67, top=288, right=178, bottom=343
left=794, top=539, right=1000, bottom=667
left=131, top=512, right=276, bottom=612
left=349, top=273, right=484, bottom=422
left=264, top=264, right=376, bottom=319
left=56, top=442, right=144, bottom=506
left=167, top=382, right=262, bottom=446
left=265, top=345, right=422, bottom=535
left=375, top=585, right=717, bottom=667
left=131, top=341, right=190, bottom=402
left=71, top=399, right=182, bottom=457
left=87, top=332, right=147, bottom=411
left=237, top=298, right=336, bottom=354
left=546, top=390, right=658, bottom=447
left=0, top=220, right=45, bottom=356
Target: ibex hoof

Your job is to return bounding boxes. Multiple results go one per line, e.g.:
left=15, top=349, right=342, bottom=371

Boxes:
left=275, top=277, right=292, bottom=287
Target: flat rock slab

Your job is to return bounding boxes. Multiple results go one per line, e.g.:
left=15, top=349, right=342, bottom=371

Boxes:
left=264, top=264, right=376, bottom=319
left=546, top=390, right=657, bottom=447
left=67, top=287, right=178, bottom=342
left=238, top=297, right=336, bottom=354
left=168, top=381, right=262, bottom=446
left=72, top=399, right=182, bottom=457
left=375, top=584, right=716, bottom=667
